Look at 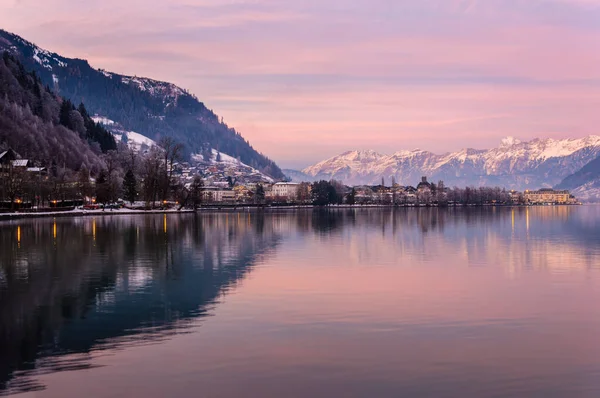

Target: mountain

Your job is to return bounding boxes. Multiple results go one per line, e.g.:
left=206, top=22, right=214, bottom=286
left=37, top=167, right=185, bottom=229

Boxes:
left=555, top=155, right=600, bottom=201
left=302, top=136, right=600, bottom=190
left=0, top=29, right=284, bottom=179
left=0, top=52, right=114, bottom=172
left=283, top=169, right=315, bottom=183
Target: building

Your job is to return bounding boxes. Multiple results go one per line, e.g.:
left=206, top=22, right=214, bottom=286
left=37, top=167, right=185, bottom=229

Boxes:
left=416, top=177, right=432, bottom=193
left=202, top=187, right=236, bottom=203
left=524, top=189, right=575, bottom=204
left=0, top=149, right=18, bottom=176
left=268, top=182, right=300, bottom=201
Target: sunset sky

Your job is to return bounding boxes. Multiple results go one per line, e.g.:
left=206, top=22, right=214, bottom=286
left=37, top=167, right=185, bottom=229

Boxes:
left=2, top=0, right=600, bottom=168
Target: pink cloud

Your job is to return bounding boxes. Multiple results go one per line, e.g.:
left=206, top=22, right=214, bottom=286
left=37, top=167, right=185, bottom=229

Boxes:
left=1, top=0, right=599, bottom=167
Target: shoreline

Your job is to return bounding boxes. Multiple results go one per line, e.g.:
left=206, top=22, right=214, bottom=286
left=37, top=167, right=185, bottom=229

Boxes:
left=0, top=203, right=587, bottom=221
left=0, top=208, right=195, bottom=221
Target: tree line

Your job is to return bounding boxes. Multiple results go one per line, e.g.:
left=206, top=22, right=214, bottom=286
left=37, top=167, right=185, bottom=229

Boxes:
left=304, top=180, right=519, bottom=206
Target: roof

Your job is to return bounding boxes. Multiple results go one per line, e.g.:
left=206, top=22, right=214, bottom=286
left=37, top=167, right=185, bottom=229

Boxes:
left=12, top=159, right=29, bottom=167
left=0, top=149, right=18, bottom=163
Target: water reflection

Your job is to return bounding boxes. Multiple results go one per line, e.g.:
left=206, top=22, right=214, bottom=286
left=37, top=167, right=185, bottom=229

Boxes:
left=0, top=207, right=599, bottom=396
left=0, top=213, right=283, bottom=395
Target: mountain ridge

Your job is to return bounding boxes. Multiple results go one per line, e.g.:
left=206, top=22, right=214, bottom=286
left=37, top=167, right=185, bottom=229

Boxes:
left=555, top=155, right=600, bottom=201
left=0, top=29, right=284, bottom=179
left=300, top=136, right=600, bottom=190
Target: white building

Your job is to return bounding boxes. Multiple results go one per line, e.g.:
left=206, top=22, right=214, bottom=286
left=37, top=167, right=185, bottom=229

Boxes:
left=268, top=182, right=300, bottom=200
left=202, top=187, right=236, bottom=203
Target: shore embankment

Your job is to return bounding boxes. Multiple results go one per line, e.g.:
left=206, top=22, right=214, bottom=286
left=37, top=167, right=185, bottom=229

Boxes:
left=0, top=202, right=586, bottom=221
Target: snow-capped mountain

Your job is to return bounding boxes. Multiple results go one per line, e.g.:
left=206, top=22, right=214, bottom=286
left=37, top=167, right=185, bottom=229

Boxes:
left=556, top=154, right=600, bottom=202
left=302, top=136, right=600, bottom=190
left=0, top=29, right=284, bottom=179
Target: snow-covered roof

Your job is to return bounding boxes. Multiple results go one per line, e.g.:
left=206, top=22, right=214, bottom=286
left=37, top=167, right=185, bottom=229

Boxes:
left=12, top=159, right=29, bottom=167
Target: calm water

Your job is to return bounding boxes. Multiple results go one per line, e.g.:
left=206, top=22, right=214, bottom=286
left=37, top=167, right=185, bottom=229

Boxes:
left=1, top=207, right=600, bottom=398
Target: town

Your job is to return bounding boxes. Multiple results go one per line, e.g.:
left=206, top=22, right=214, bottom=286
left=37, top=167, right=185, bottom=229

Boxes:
left=1, top=146, right=579, bottom=211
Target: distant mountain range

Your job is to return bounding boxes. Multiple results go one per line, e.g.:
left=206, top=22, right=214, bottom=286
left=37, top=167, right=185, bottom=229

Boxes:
left=291, top=136, right=600, bottom=195
left=0, top=29, right=284, bottom=179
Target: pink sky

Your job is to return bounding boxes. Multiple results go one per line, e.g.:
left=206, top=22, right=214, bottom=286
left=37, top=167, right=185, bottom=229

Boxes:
left=2, top=0, right=600, bottom=168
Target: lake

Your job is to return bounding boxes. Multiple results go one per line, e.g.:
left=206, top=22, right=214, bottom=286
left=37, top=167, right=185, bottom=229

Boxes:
left=1, top=207, right=600, bottom=398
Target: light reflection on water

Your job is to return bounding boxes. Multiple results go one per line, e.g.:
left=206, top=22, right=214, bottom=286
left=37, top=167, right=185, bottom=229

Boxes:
left=0, top=207, right=599, bottom=398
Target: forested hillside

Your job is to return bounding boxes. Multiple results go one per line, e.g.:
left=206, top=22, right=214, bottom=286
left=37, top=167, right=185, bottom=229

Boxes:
left=0, top=29, right=284, bottom=179
left=0, top=52, right=115, bottom=172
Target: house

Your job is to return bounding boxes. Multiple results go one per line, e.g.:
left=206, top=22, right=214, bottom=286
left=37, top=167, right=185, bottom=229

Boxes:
left=0, top=149, right=18, bottom=175
left=202, top=187, right=236, bottom=203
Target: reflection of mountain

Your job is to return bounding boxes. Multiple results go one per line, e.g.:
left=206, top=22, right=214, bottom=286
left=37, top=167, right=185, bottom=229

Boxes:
left=1, top=209, right=599, bottom=395
left=0, top=214, right=282, bottom=395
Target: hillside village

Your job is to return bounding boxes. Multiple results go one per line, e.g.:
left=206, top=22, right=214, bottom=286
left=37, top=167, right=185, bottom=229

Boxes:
left=0, top=145, right=579, bottom=211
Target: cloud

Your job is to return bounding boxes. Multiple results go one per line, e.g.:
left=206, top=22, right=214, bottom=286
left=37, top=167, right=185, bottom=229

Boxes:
left=0, top=0, right=599, bottom=167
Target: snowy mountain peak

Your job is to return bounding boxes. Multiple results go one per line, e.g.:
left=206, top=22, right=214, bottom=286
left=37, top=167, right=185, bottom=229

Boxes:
left=501, top=136, right=522, bottom=147
left=302, top=135, right=600, bottom=189
left=339, top=150, right=386, bottom=160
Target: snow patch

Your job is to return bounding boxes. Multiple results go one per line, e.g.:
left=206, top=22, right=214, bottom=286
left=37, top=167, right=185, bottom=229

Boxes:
left=125, top=131, right=157, bottom=149
left=99, top=69, right=113, bottom=78
left=91, top=116, right=116, bottom=126
left=32, top=47, right=53, bottom=71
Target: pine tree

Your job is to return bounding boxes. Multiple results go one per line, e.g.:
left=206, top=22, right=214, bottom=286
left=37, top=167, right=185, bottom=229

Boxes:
left=347, top=188, right=356, bottom=205
left=95, top=170, right=109, bottom=205
left=190, top=175, right=204, bottom=209
left=255, top=184, right=265, bottom=204
left=59, top=99, right=73, bottom=128
left=123, top=169, right=138, bottom=204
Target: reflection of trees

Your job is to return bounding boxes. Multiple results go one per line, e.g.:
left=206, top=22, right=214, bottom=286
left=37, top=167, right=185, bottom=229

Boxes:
left=0, top=207, right=598, bottom=394
left=291, top=207, right=594, bottom=241
left=0, top=213, right=281, bottom=395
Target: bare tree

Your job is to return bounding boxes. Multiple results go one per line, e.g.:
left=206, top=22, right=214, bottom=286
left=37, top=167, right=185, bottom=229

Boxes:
left=141, top=146, right=163, bottom=208
left=159, top=136, right=184, bottom=202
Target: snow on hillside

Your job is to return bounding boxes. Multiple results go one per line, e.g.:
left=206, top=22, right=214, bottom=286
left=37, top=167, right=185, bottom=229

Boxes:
left=192, top=149, right=274, bottom=183
left=92, top=116, right=157, bottom=151
left=93, top=115, right=273, bottom=182
left=302, top=136, right=600, bottom=190
left=3, top=32, right=69, bottom=72
left=117, top=131, right=157, bottom=151
left=121, top=76, right=185, bottom=102
left=91, top=116, right=115, bottom=126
